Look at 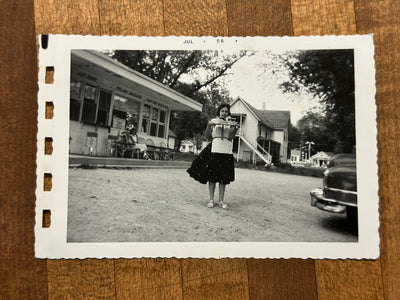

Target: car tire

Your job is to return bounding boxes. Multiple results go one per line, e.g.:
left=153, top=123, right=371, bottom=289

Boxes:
left=346, top=206, right=358, bottom=226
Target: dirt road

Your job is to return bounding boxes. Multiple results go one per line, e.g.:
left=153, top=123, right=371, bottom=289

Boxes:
left=67, top=167, right=357, bottom=242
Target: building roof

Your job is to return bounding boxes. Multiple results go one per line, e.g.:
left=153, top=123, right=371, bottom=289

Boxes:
left=168, top=129, right=177, bottom=138
left=259, top=110, right=291, bottom=129
left=71, top=50, right=203, bottom=112
left=232, top=97, right=290, bottom=129
left=310, top=151, right=335, bottom=159
left=245, top=102, right=275, bottom=128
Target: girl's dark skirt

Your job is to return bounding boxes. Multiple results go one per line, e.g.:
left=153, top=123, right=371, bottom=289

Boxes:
left=187, top=143, right=235, bottom=185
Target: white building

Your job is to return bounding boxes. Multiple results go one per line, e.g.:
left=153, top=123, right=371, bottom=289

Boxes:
left=230, top=97, right=290, bottom=164
left=69, top=50, right=202, bottom=156
left=310, top=151, right=334, bottom=167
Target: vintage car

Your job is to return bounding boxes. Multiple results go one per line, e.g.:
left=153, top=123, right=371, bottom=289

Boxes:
left=310, top=154, right=357, bottom=223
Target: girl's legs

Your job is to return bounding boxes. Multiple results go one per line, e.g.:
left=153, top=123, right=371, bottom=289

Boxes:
left=218, top=183, right=226, bottom=203
left=219, top=183, right=228, bottom=209
left=208, top=182, right=216, bottom=207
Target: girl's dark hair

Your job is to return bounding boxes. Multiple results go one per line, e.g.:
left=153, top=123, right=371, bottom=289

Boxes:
left=216, top=103, right=231, bottom=117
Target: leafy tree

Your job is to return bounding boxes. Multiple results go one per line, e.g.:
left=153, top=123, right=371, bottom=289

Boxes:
left=111, top=50, right=245, bottom=140
left=288, top=122, right=302, bottom=151
left=280, top=50, right=355, bottom=153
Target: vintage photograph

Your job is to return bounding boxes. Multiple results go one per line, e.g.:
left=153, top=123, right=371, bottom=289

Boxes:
left=35, top=35, right=378, bottom=258
left=67, top=47, right=357, bottom=243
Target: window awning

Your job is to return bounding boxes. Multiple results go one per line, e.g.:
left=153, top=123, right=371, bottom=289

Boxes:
left=71, top=50, right=203, bottom=112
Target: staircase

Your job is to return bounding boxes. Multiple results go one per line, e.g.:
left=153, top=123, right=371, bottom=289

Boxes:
left=240, top=135, right=272, bottom=165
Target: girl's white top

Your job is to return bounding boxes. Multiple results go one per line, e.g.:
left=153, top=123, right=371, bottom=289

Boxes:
left=210, top=118, right=235, bottom=154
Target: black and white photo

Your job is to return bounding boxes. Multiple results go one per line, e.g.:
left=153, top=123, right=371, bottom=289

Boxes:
left=35, top=35, right=379, bottom=259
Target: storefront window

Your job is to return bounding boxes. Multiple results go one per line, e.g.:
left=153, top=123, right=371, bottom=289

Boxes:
left=70, top=80, right=82, bottom=121
left=142, top=104, right=150, bottom=134
left=81, top=84, right=97, bottom=124
left=158, top=110, right=166, bottom=138
left=112, top=94, right=139, bottom=131
left=97, top=90, right=111, bottom=126
left=150, top=108, right=158, bottom=136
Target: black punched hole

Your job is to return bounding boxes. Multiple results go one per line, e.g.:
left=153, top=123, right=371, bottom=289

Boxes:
left=42, top=210, right=51, bottom=228
left=41, top=35, right=49, bottom=49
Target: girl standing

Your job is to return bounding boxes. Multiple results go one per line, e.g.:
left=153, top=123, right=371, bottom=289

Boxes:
left=187, top=103, right=238, bottom=209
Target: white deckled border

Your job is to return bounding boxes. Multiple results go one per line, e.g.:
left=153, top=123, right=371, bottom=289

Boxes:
left=35, top=35, right=379, bottom=259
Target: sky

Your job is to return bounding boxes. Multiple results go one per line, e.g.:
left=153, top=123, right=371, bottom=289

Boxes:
left=215, top=52, right=322, bottom=125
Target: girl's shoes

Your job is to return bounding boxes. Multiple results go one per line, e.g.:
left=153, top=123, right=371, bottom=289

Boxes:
left=207, top=200, right=214, bottom=208
left=219, top=201, right=228, bottom=210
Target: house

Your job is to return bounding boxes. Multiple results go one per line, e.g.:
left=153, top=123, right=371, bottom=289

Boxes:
left=69, top=50, right=202, bottom=157
left=179, top=137, right=208, bottom=154
left=167, top=129, right=178, bottom=150
left=230, top=97, right=290, bottom=164
left=179, top=139, right=195, bottom=153
left=290, top=148, right=302, bottom=164
left=310, top=151, right=335, bottom=167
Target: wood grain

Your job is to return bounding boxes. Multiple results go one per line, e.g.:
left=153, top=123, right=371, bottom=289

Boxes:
left=34, top=1, right=113, bottom=299
left=98, top=0, right=164, bottom=36
left=291, top=0, right=357, bottom=35
left=115, top=259, right=182, bottom=299
left=290, top=1, right=386, bottom=299
left=226, top=0, right=293, bottom=36
left=1, top=0, right=398, bottom=298
left=225, top=2, right=319, bottom=299
left=34, top=0, right=101, bottom=35
left=163, top=0, right=228, bottom=36
left=354, top=1, right=400, bottom=299
left=248, top=259, right=317, bottom=299
left=181, top=259, right=249, bottom=299
left=47, top=259, right=115, bottom=299
left=315, top=260, right=384, bottom=299
left=292, top=0, right=383, bottom=299
left=0, top=0, right=48, bottom=299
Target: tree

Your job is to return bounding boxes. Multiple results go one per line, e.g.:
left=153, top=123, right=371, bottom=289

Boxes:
left=288, top=122, right=302, bottom=151
left=111, top=50, right=245, bottom=139
left=295, top=111, right=337, bottom=153
left=280, top=50, right=355, bottom=153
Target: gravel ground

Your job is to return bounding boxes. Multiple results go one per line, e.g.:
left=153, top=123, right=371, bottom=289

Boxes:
left=67, top=167, right=357, bottom=242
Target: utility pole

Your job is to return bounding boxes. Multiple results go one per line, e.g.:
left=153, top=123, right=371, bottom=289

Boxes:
left=305, top=141, right=315, bottom=160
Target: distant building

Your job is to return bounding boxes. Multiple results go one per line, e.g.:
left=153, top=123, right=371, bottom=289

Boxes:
left=290, top=148, right=302, bottom=164
left=310, top=151, right=335, bottom=167
left=230, top=97, right=291, bottom=164
left=179, top=139, right=195, bottom=153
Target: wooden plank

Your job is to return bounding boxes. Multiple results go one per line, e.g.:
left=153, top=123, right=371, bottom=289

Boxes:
left=33, top=1, right=117, bottom=299
left=34, top=0, right=101, bottom=35
left=315, top=260, right=384, bottom=299
left=47, top=259, right=115, bottom=299
left=98, top=0, right=164, bottom=36
left=115, top=259, right=182, bottom=299
left=354, top=1, right=400, bottom=299
left=290, top=1, right=385, bottom=299
left=248, top=259, right=317, bottom=299
left=163, top=0, right=228, bottom=36
left=182, top=259, right=249, bottom=299
left=226, top=0, right=293, bottom=36
left=97, top=3, right=186, bottom=300
left=0, top=0, right=48, bottom=299
left=162, top=3, right=249, bottom=300
left=291, top=0, right=357, bottom=35
left=225, top=2, right=318, bottom=299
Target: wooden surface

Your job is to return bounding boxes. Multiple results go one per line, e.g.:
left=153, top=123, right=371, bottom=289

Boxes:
left=1, top=0, right=399, bottom=298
